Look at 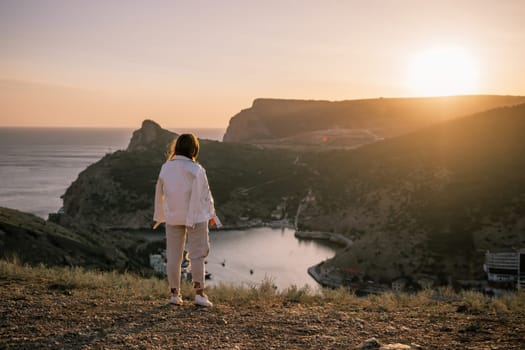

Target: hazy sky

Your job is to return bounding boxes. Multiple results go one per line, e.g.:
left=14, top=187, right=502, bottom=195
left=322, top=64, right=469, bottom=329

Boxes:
left=1, top=0, right=524, bottom=128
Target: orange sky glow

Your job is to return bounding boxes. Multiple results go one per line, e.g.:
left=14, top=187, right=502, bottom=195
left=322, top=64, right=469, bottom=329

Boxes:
left=1, top=0, right=524, bottom=128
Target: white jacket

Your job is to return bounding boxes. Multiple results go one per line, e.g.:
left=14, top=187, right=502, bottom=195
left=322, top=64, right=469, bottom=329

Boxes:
left=154, top=155, right=216, bottom=227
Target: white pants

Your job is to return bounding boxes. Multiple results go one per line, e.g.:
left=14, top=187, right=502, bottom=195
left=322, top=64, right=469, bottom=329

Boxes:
left=165, top=222, right=210, bottom=293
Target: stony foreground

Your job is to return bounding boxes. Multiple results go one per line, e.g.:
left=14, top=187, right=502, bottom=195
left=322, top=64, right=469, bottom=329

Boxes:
left=1, top=265, right=525, bottom=349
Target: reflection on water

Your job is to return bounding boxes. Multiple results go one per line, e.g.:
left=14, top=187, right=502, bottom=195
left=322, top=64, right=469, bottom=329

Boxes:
left=206, top=227, right=337, bottom=290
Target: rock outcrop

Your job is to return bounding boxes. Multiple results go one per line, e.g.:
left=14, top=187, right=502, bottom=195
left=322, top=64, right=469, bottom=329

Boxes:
left=356, top=338, right=423, bottom=350
left=127, top=119, right=175, bottom=152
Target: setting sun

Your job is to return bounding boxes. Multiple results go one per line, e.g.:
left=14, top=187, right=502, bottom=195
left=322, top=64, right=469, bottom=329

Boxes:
left=406, top=47, right=479, bottom=96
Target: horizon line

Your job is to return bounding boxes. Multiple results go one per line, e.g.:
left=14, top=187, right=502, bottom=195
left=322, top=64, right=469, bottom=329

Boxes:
left=0, top=125, right=228, bottom=130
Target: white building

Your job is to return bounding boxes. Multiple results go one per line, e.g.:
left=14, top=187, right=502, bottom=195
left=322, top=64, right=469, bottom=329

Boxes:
left=392, top=278, right=407, bottom=292
left=484, top=248, right=525, bottom=289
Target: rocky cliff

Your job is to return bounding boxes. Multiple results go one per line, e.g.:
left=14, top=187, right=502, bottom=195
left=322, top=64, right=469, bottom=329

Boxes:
left=127, top=119, right=174, bottom=152
left=223, top=95, right=525, bottom=148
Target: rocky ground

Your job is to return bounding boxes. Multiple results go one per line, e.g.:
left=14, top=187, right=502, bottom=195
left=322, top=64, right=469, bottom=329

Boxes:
left=2, top=272, right=525, bottom=350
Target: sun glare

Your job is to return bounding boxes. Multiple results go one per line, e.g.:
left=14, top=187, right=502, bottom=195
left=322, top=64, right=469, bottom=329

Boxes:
left=406, top=47, right=479, bottom=96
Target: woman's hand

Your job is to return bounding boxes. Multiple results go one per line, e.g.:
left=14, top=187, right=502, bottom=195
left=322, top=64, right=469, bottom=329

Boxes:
left=209, top=215, right=222, bottom=228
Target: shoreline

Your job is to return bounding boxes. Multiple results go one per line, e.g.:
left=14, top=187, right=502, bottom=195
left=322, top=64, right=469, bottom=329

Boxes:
left=307, top=264, right=343, bottom=289
left=294, top=230, right=353, bottom=248
left=296, top=230, right=353, bottom=289
left=105, top=220, right=296, bottom=234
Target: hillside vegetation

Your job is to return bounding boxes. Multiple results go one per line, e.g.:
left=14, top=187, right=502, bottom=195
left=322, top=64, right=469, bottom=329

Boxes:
left=59, top=103, right=525, bottom=283
left=0, top=207, right=160, bottom=272
left=61, top=120, right=307, bottom=230
left=1, top=260, right=524, bottom=349
left=302, top=103, right=525, bottom=281
left=0, top=207, right=124, bottom=269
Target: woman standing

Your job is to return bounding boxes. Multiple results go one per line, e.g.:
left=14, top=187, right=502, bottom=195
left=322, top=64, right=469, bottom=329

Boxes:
left=153, top=133, right=219, bottom=307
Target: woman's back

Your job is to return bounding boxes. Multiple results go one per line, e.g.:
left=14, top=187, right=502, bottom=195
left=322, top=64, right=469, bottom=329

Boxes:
left=158, top=155, right=202, bottom=225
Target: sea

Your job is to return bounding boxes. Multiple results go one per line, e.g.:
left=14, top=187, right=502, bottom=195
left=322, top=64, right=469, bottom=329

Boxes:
left=0, top=127, right=336, bottom=289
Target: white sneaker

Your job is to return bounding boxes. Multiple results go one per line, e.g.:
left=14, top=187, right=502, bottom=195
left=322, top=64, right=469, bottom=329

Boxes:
left=194, top=294, right=213, bottom=307
left=169, top=295, right=183, bottom=306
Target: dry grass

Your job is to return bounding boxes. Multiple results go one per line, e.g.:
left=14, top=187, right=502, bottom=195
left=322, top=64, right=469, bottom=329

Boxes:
left=1, top=259, right=524, bottom=314
left=459, top=289, right=525, bottom=315
left=0, top=258, right=166, bottom=301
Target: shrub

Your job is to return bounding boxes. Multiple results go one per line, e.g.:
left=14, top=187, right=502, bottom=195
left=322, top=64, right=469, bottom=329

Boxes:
left=282, top=284, right=314, bottom=304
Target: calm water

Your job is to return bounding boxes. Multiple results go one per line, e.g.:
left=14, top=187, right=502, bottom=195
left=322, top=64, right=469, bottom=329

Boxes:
left=206, top=227, right=336, bottom=290
left=0, top=127, right=336, bottom=288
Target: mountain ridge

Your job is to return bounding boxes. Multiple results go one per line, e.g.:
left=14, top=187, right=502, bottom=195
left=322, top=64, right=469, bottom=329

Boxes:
left=223, top=95, right=525, bottom=149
